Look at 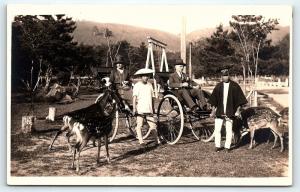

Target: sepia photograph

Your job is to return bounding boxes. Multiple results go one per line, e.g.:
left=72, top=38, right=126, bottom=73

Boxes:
left=7, top=4, right=292, bottom=185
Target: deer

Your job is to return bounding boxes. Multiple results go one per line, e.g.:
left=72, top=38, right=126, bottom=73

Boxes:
left=203, top=106, right=286, bottom=153
left=239, top=107, right=285, bottom=152
left=48, top=88, right=121, bottom=172
left=48, top=90, right=112, bottom=151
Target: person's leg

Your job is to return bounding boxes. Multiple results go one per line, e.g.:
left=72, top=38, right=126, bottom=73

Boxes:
left=135, top=116, right=145, bottom=144
left=214, top=118, right=223, bottom=149
left=190, top=88, right=207, bottom=109
left=123, top=89, right=133, bottom=106
left=224, top=118, right=233, bottom=149
left=180, top=89, right=196, bottom=109
left=116, top=89, right=126, bottom=109
left=146, top=116, right=160, bottom=144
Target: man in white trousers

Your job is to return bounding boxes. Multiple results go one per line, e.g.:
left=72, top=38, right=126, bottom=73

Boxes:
left=209, top=66, right=247, bottom=152
left=132, top=68, right=160, bottom=147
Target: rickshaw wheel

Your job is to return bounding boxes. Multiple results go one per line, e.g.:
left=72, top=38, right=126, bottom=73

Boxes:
left=157, top=94, right=184, bottom=145
left=109, top=109, right=119, bottom=142
left=126, top=114, right=152, bottom=140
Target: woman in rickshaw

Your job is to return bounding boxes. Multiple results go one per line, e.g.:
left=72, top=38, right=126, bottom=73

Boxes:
left=109, top=54, right=132, bottom=111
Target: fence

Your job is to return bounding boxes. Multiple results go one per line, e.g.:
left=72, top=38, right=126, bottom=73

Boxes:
left=256, top=78, right=289, bottom=89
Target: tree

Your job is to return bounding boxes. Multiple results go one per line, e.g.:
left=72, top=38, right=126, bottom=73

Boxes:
left=191, top=24, right=237, bottom=77
left=258, top=34, right=289, bottom=76
left=230, top=15, right=279, bottom=91
left=12, top=14, right=78, bottom=91
left=93, top=26, right=119, bottom=67
left=205, top=24, right=235, bottom=56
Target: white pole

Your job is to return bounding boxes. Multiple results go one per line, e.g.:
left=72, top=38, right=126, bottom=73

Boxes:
left=181, top=16, right=186, bottom=73
left=253, top=90, right=258, bottom=107
left=189, top=42, right=192, bottom=80
left=46, top=107, right=56, bottom=121
left=160, top=48, right=164, bottom=72
left=145, top=44, right=151, bottom=69
left=164, top=50, right=169, bottom=72
left=22, top=116, right=35, bottom=133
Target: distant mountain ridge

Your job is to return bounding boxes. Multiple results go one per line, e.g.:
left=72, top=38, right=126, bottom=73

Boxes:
left=187, top=25, right=290, bottom=45
left=73, top=21, right=180, bottom=51
left=73, top=21, right=290, bottom=52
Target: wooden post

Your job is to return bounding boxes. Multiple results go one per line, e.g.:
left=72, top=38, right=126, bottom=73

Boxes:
left=189, top=42, right=192, bottom=80
left=181, top=16, right=186, bottom=73
left=146, top=36, right=169, bottom=98
left=46, top=107, right=56, bottom=121
left=145, top=43, right=151, bottom=69
left=253, top=90, right=258, bottom=107
left=21, top=116, right=36, bottom=133
left=285, top=78, right=289, bottom=87
left=160, top=49, right=169, bottom=72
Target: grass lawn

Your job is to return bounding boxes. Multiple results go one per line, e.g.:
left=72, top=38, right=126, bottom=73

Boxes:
left=9, top=89, right=289, bottom=177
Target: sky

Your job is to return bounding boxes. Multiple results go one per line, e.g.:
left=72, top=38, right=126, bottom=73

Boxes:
left=7, top=4, right=292, bottom=35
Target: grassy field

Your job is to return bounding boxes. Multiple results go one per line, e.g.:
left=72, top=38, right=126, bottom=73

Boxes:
left=9, top=90, right=289, bottom=177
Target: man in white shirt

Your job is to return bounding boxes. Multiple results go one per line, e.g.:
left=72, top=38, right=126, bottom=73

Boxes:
left=132, top=68, right=160, bottom=146
left=209, top=66, right=247, bottom=153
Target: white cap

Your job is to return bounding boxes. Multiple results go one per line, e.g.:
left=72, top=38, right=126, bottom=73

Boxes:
left=134, top=68, right=154, bottom=76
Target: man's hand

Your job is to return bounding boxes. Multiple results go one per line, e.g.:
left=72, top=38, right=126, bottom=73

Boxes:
left=209, top=110, right=216, bottom=118
left=132, top=108, right=137, bottom=116
left=235, top=106, right=242, bottom=118
left=209, top=107, right=216, bottom=118
left=181, top=82, right=189, bottom=87
left=235, top=110, right=241, bottom=118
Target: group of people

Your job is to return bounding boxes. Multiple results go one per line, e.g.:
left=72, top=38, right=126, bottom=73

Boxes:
left=108, top=55, right=247, bottom=152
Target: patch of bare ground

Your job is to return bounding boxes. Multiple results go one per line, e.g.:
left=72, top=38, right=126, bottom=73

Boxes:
left=10, top=91, right=289, bottom=177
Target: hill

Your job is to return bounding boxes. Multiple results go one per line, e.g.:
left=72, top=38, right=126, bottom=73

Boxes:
left=187, top=25, right=290, bottom=45
left=72, top=21, right=290, bottom=52
left=72, top=20, right=180, bottom=52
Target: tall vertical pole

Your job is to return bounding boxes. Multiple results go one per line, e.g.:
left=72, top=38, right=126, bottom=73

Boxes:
left=189, top=42, right=192, bottom=80
left=145, top=43, right=151, bottom=69
left=181, top=16, right=186, bottom=73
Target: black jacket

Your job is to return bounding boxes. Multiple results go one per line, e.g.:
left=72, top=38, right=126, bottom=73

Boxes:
left=109, top=69, right=130, bottom=88
left=209, top=80, right=247, bottom=118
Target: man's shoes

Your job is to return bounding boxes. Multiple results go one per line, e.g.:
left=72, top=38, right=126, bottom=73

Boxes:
left=190, top=105, right=199, bottom=113
left=201, top=104, right=208, bottom=111
left=140, top=142, right=146, bottom=147
left=224, top=148, right=231, bottom=153
left=140, top=142, right=147, bottom=151
left=215, top=147, right=222, bottom=152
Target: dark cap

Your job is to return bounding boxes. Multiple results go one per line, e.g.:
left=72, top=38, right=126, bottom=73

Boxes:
left=219, top=65, right=233, bottom=75
left=221, top=68, right=229, bottom=76
left=113, top=55, right=127, bottom=65
left=174, top=59, right=186, bottom=66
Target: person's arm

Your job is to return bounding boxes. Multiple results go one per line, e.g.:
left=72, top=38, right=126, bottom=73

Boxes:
left=152, top=97, right=156, bottom=114
left=169, top=74, right=188, bottom=88
left=235, top=106, right=242, bottom=117
left=169, top=74, right=181, bottom=88
left=123, top=70, right=130, bottom=86
left=132, top=95, right=137, bottom=115
left=109, top=70, right=115, bottom=83
left=132, top=83, right=138, bottom=115
left=210, top=106, right=217, bottom=118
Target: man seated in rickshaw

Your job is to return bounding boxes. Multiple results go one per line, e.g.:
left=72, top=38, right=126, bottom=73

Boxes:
left=168, top=59, right=207, bottom=113
left=109, top=54, right=132, bottom=111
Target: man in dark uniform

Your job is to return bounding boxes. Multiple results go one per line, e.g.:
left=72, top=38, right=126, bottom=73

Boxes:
left=209, top=66, right=247, bottom=152
left=109, top=55, right=132, bottom=109
left=168, top=59, right=207, bottom=112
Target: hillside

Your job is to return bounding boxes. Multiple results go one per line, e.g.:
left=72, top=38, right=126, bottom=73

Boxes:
left=73, top=21, right=180, bottom=51
left=72, top=21, right=290, bottom=52
left=187, top=25, right=290, bottom=45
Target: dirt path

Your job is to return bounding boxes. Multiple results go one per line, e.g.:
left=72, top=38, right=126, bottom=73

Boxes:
left=9, top=92, right=289, bottom=177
